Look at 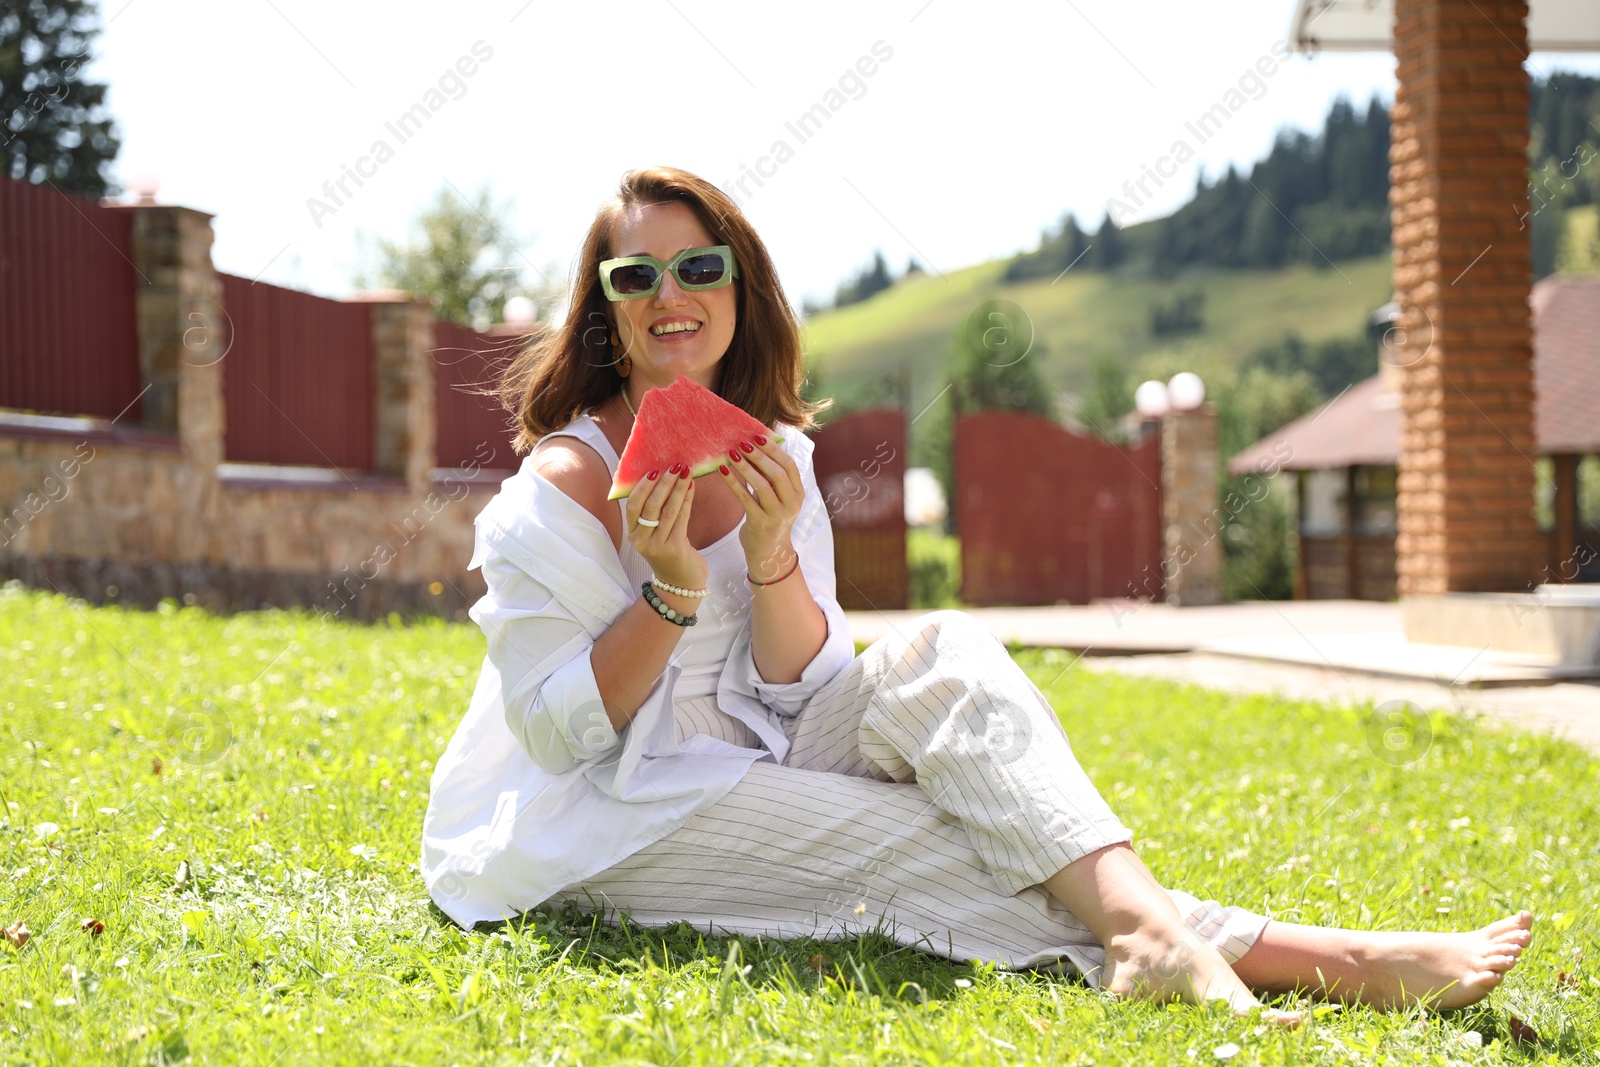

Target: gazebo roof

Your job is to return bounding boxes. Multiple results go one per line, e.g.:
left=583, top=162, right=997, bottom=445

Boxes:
left=1229, top=375, right=1399, bottom=474
left=1229, top=275, right=1600, bottom=474
left=1286, top=0, right=1600, bottom=52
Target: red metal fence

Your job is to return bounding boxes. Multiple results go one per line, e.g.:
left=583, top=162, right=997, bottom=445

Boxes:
left=955, top=411, right=1162, bottom=605
left=219, top=273, right=375, bottom=469
left=432, top=321, right=522, bottom=472
left=810, top=409, right=907, bottom=609
left=0, top=177, right=142, bottom=421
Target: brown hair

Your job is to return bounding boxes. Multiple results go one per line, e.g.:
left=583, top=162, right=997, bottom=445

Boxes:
left=499, top=166, right=830, bottom=454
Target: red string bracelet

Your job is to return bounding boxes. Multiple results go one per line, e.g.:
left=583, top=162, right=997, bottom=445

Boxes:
left=747, top=553, right=800, bottom=587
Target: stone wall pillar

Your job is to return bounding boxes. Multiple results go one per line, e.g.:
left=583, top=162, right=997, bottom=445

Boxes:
left=1161, top=406, right=1223, bottom=606
left=126, top=206, right=225, bottom=469
left=357, top=293, right=436, bottom=493
left=1390, top=0, right=1540, bottom=594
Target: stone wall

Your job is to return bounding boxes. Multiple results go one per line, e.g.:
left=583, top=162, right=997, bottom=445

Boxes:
left=0, top=418, right=502, bottom=621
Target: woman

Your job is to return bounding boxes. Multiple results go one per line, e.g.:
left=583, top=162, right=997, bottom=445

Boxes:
left=421, top=166, right=1532, bottom=1020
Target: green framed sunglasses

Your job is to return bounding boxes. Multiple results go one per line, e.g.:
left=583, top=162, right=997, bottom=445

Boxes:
left=598, top=244, right=741, bottom=301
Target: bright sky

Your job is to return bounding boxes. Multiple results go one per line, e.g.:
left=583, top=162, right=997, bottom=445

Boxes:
left=88, top=0, right=1600, bottom=312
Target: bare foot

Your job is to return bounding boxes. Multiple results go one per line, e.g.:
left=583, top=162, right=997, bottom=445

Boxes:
left=1101, top=922, right=1305, bottom=1027
left=1346, top=911, right=1534, bottom=1010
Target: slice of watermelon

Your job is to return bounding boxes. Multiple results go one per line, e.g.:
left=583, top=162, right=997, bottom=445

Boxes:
left=607, top=374, right=784, bottom=500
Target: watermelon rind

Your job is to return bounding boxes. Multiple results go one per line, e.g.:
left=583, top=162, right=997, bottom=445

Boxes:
left=607, top=433, right=785, bottom=501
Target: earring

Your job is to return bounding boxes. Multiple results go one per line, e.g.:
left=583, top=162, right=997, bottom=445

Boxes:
left=611, top=329, right=631, bottom=378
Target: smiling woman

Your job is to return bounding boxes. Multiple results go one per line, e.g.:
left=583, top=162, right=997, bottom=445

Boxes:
left=421, top=166, right=1535, bottom=1027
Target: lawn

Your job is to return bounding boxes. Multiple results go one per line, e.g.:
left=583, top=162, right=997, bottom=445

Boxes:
left=2, top=581, right=1597, bottom=1065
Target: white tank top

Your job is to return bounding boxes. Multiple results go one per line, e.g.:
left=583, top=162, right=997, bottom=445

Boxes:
left=530, top=410, right=761, bottom=747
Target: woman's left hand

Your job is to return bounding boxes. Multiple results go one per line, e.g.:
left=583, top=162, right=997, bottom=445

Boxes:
left=719, top=432, right=803, bottom=573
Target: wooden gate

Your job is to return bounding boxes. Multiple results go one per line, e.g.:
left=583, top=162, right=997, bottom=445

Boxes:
left=955, top=411, right=1162, bottom=605
left=810, top=409, right=907, bottom=610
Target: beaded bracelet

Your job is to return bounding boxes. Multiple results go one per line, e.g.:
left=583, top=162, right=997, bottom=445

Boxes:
left=641, top=581, right=697, bottom=626
left=650, top=575, right=708, bottom=599
left=747, top=553, right=801, bottom=587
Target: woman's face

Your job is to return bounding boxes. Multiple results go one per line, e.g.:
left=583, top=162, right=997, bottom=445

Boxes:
left=606, top=200, right=739, bottom=390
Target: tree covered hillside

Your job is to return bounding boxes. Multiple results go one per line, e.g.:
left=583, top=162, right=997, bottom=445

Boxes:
left=1002, top=75, right=1599, bottom=284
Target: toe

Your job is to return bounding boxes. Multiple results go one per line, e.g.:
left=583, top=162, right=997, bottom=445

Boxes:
left=1482, top=954, right=1518, bottom=974
left=1475, top=968, right=1506, bottom=989
left=1486, top=912, right=1534, bottom=937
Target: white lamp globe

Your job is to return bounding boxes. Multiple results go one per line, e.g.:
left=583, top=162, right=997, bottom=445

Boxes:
left=1134, top=380, right=1170, bottom=419
left=502, top=296, right=537, bottom=326
left=1167, top=372, right=1206, bottom=411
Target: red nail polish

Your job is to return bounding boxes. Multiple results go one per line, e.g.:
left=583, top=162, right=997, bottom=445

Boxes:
left=753, top=433, right=768, bottom=446
left=719, top=464, right=730, bottom=475
left=647, top=468, right=659, bottom=480
left=728, top=448, right=741, bottom=463
left=678, top=466, right=689, bottom=479
left=739, top=440, right=754, bottom=453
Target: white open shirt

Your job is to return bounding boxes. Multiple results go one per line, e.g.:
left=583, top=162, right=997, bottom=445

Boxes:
left=420, top=415, right=855, bottom=928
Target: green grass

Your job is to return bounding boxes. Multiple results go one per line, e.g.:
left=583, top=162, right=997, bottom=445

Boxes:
left=3, top=581, right=1598, bottom=1065
left=801, top=255, right=1394, bottom=412
left=1557, top=205, right=1600, bottom=274
left=907, top=529, right=961, bottom=610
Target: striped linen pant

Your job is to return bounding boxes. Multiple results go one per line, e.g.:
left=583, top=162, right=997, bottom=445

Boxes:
left=550, top=610, right=1269, bottom=987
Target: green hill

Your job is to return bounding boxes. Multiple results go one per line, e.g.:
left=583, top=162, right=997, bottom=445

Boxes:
left=801, top=253, right=1394, bottom=424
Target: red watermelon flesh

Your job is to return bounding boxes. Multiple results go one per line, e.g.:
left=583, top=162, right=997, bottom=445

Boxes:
left=607, top=374, right=784, bottom=500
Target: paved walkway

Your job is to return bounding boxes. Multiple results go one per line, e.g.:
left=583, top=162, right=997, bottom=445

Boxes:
left=1075, top=652, right=1600, bottom=755
left=843, top=600, right=1600, bottom=755
left=845, top=600, right=1401, bottom=654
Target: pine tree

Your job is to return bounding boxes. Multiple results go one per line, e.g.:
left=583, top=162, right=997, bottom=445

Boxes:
left=1326, top=97, right=1365, bottom=207
left=833, top=250, right=893, bottom=308
left=1004, top=212, right=1089, bottom=281
left=1059, top=213, right=1088, bottom=269
left=1091, top=214, right=1125, bottom=270
left=1, top=0, right=121, bottom=197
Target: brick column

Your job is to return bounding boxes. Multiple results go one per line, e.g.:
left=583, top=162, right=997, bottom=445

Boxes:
left=126, top=206, right=225, bottom=469
left=1161, top=406, right=1223, bottom=606
left=1389, top=0, right=1540, bottom=594
left=355, top=292, right=436, bottom=493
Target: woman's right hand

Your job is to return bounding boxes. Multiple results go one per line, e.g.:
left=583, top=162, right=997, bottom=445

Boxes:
left=625, top=463, right=708, bottom=591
